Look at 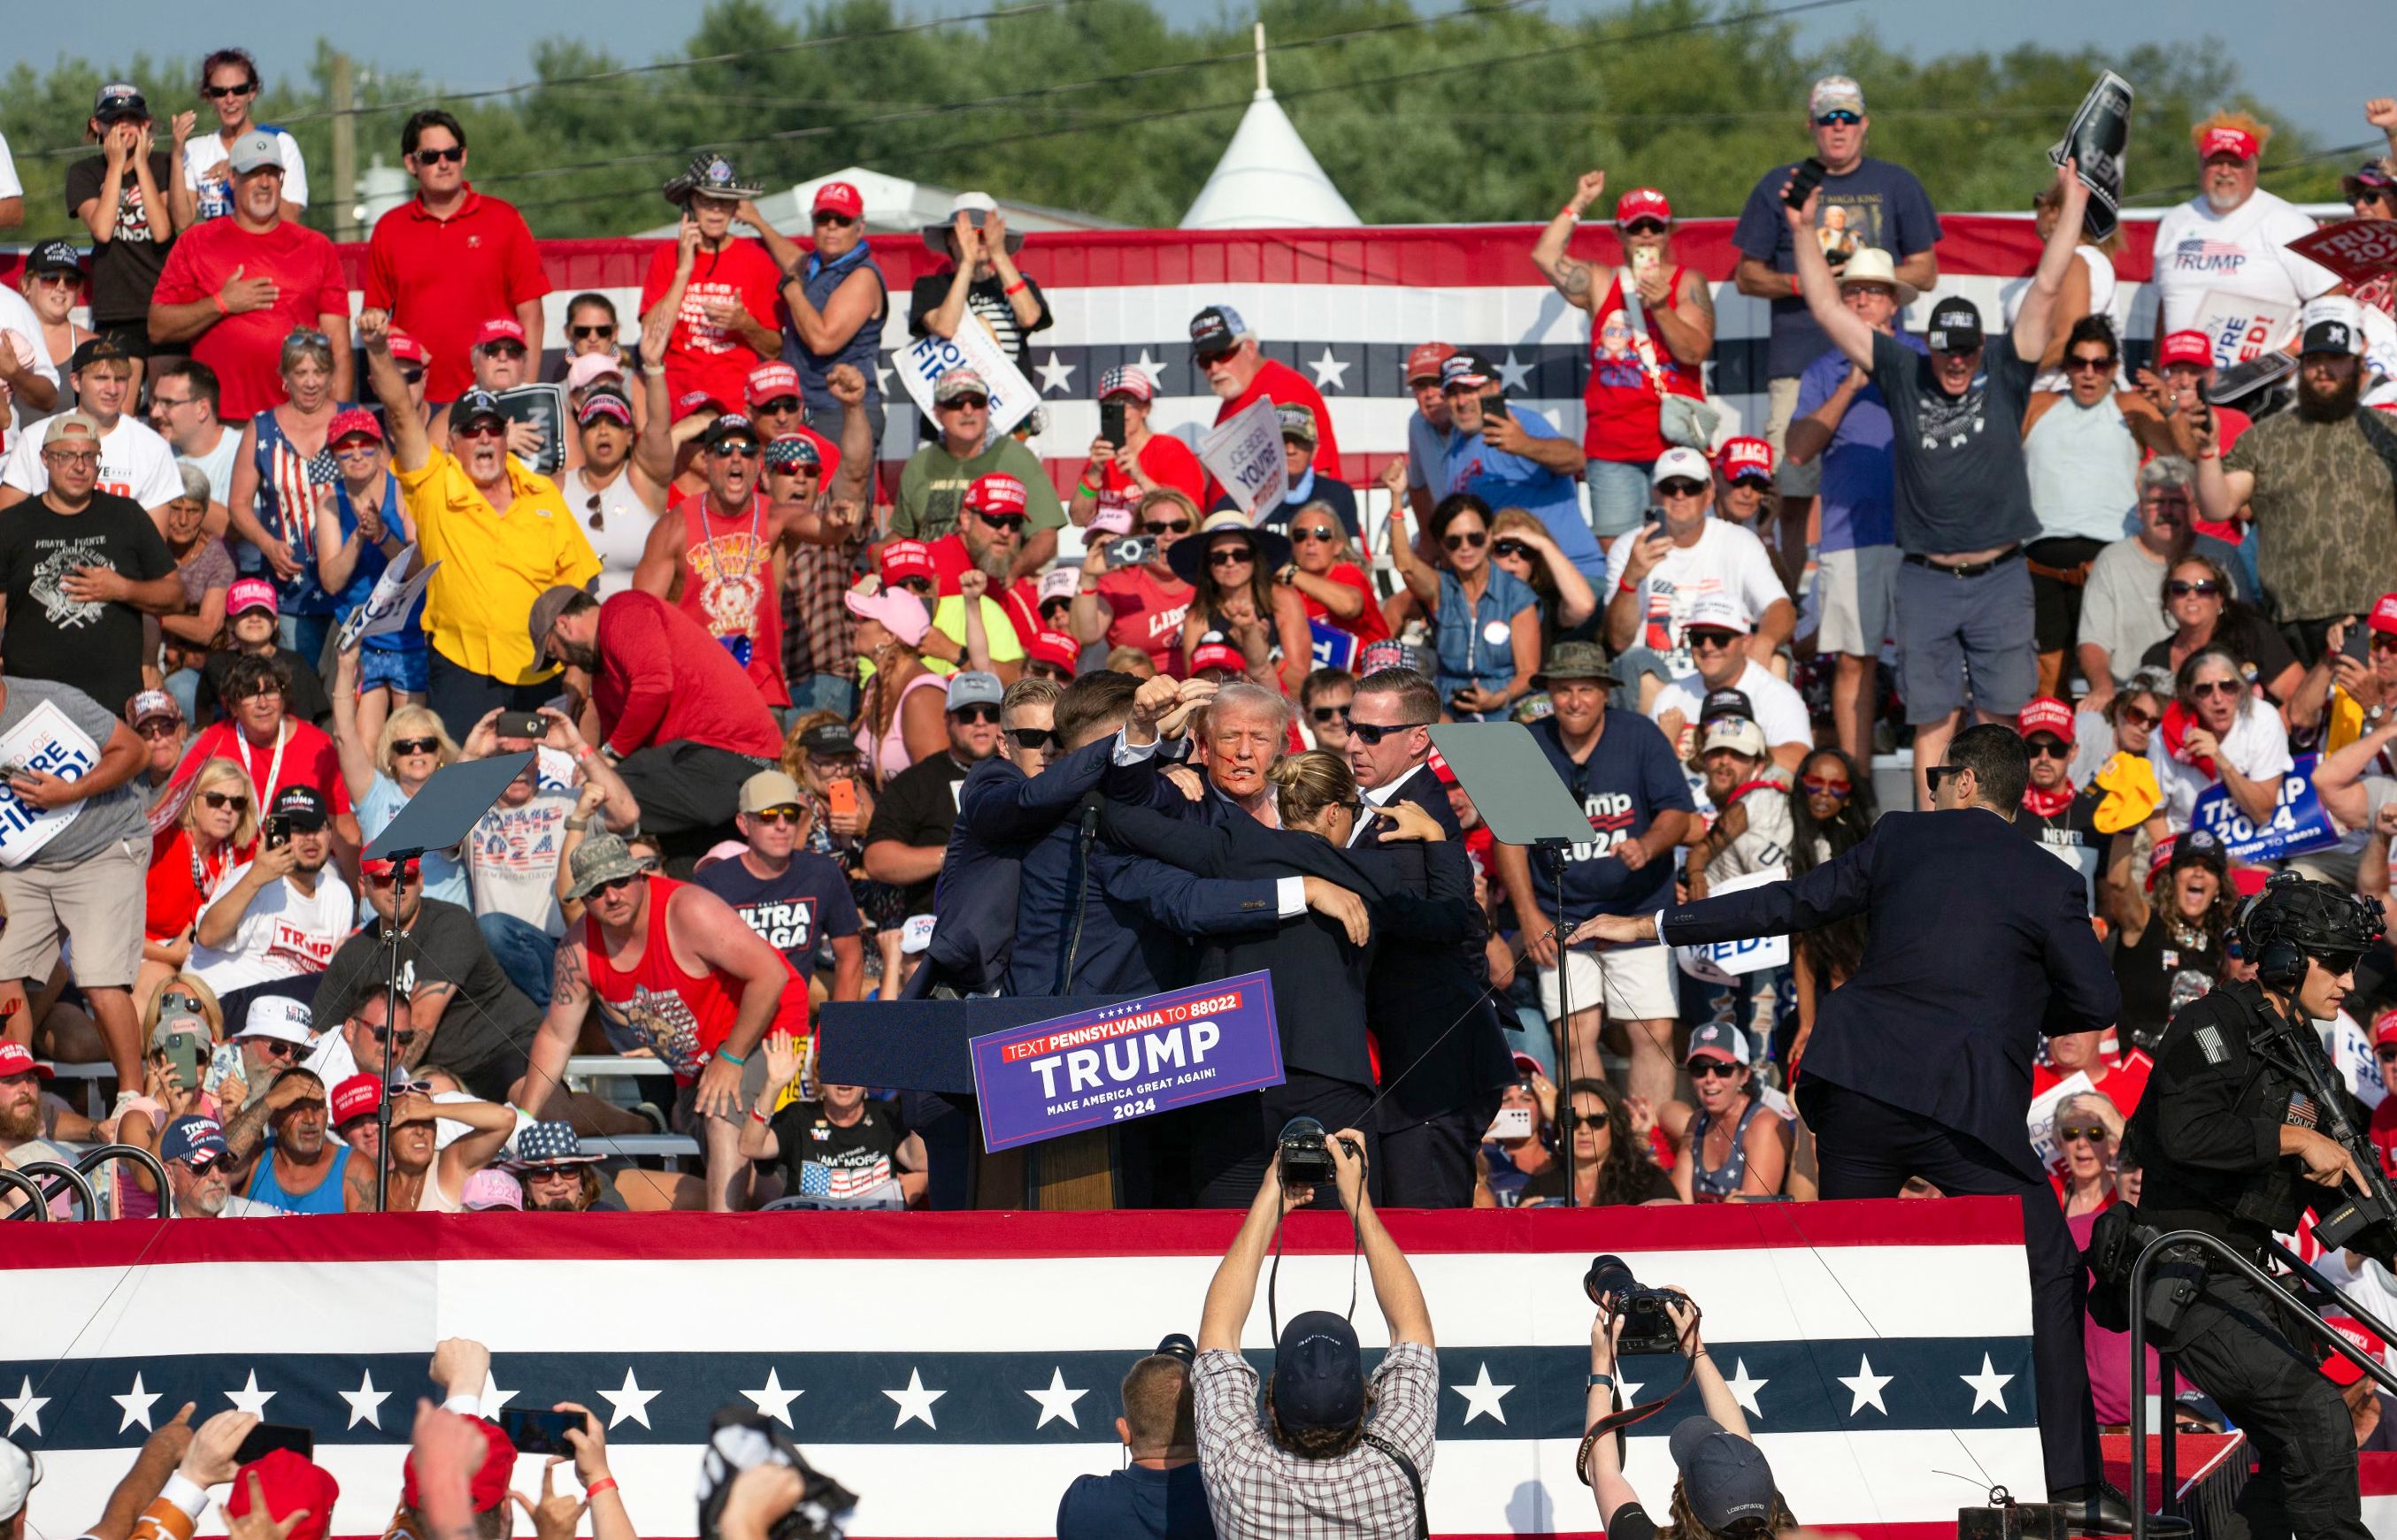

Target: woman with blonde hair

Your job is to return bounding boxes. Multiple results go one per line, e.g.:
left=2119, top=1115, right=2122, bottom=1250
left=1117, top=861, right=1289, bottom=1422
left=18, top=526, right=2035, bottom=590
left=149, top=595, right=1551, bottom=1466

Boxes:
left=846, top=585, right=946, bottom=784
left=332, top=640, right=469, bottom=904
left=142, top=756, right=257, bottom=1010
left=226, top=327, right=352, bottom=660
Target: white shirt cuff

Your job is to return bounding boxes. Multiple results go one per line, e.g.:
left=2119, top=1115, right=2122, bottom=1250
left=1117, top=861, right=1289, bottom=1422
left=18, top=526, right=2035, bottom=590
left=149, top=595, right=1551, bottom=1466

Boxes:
left=162, top=1474, right=211, bottom=1518
left=1277, top=876, right=1306, bottom=917
left=1111, top=725, right=1161, bottom=764
left=442, top=1391, right=482, bottom=1415
left=1652, top=908, right=1671, bottom=944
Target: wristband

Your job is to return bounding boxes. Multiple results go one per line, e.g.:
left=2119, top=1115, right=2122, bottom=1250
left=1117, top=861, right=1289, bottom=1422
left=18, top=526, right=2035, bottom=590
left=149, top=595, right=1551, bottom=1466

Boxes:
left=211, top=291, right=228, bottom=316
left=565, top=816, right=590, bottom=831
left=1617, top=578, right=1637, bottom=595
left=716, top=1050, right=748, bottom=1067
left=1561, top=207, right=1580, bottom=222
left=584, top=1478, right=618, bottom=1499
left=1586, top=1372, right=1615, bottom=1388
left=1003, top=278, right=1028, bottom=296
left=573, top=743, right=595, bottom=762
left=749, top=1109, right=770, bottom=1125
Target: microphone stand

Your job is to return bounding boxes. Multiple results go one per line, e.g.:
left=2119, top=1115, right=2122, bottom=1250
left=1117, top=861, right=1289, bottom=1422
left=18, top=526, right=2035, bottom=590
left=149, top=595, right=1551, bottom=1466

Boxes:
left=1540, top=840, right=1579, bottom=1209
left=373, top=854, right=424, bottom=1214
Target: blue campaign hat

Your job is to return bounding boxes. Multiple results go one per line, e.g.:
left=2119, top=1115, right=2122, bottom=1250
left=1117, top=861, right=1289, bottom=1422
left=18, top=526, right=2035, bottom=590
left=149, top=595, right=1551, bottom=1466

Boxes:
left=161, top=1115, right=230, bottom=1166
left=1271, top=1310, right=1364, bottom=1432
left=508, top=1121, right=602, bottom=1168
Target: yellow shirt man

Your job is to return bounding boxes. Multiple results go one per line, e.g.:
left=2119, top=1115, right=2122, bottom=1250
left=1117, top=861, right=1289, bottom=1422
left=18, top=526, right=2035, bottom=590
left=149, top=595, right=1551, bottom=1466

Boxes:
left=399, top=448, right=600, bottom=686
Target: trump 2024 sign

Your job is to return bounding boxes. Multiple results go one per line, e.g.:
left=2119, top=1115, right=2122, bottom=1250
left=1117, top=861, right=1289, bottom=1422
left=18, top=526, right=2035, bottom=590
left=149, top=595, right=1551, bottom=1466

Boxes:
left=969, top=972, right=1286, bottom=1152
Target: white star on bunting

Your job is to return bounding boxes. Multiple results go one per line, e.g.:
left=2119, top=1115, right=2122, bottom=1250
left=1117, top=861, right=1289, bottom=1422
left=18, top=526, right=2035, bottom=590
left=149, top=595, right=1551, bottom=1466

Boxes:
left=1721, top=1358, right=1768, bottom=1418
left=1494, top=350, right=1535, bottom=393
left=1960, top=1353, right=2014, bottom=1414
left=112, top=1372, right=161, bottom=1434
left=1839, top=1353, right=1894, bottom=1415
left=1448, top=1362, right=1514, bottom=1425
left=1128, top=350, right=1172, bottom=388
left=479, top=1368, right=518, bottom=1416
left=599, top=1368, right=659, bottom=1429
left=741, top=1368, right=803, bottom=1428
left=885, top=1368, right=946, bottom=1429
left=340, top=1370, right=390, bottom=1430
left=1025, top=1368, right=1089, bottom=1429
left=3, top=1377, right=47, bottom=1436
left=1034, top=352, right=1077, bottom=396
left=1304, top=348, right=1351, bottom=393
left=226, top=1369, right=275, bottom=1419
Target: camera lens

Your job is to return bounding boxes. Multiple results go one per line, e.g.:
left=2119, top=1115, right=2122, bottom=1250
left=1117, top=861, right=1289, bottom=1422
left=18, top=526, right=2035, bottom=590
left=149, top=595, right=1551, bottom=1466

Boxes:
left=1585, top=1253, right=1638, bottom=1306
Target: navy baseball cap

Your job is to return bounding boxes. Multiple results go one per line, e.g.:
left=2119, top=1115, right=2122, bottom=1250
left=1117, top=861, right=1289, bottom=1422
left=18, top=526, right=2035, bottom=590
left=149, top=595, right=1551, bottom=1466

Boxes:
left=1668, top=1416, right=1777, bottom=1532
left=1189, top=305, right=1247, bottom=356
left=1270, top=1311, right=1364, bottom=1432
left=161, top=1115, right=230, bottom=1166
left=1925, top=297, right=1985, bottom=353
left=453, top=388, right=507, bottom=432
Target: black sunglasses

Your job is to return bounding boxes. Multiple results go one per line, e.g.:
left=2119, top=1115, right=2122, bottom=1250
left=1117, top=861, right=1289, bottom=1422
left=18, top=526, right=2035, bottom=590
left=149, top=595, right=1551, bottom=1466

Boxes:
left=1143, top=518, right=1192, bottom=535
left=753, top=395, right=803, bottom=416
left=1209, top=548, right=1253, bottom=567
left=1442, top=531, right=1487, bottom=551
left=569, top=324, right=614, bottom=340
left=941, top=395, right=990, bottom=411
left=813, top=211, right=858, bottom=227
left=1292, top=526, right=1341, bottom=544
left=973, top=511, right=1027, bottom=532
left=1656, top=479, right=1709, bottom=498
left=1348, top=719, right=1425, bottom=746
left=1926, top=764, right=1969, bottom=792
left=1621, top=218, right=1667, bottom=236
left=1007, top=727, right=1056, bottom=751
left=390, top=736, right=441, bottom=757
left=202, top=82, right=257, bottom=99
left=1492, top=539, right=1533, bottom=560
left=2025, top=738, right=2071, bottom=760
left=950, top=704, right=1002, bottom=724
left=1311, top=705, right=1351, bottom=724
left=413, top=144, right=465, bottom=165
left=2166, top=579, right=2221, bottom=599
left=1815, top=110, right=1863, bottom=126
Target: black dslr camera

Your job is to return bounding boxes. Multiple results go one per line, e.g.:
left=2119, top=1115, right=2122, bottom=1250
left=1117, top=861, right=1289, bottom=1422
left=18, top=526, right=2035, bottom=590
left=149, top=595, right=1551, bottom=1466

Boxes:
left=1585, top=1253, right=1693, bottom=1356
left=1277, top=1116, right=1358, bottom=1191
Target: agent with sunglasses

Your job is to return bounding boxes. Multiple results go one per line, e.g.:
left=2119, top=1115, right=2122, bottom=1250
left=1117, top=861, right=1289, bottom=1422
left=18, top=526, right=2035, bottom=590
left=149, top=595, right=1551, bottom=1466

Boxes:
left=149, top=129, right=348, bottom=423
left=1532, top=175, right=1716, bottom=544
left=1732, top=73, right=1940, bottom=507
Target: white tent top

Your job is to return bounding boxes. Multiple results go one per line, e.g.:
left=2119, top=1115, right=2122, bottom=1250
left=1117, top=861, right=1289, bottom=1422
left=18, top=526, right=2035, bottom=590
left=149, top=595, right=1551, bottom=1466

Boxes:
left=1179, top=26, right=1361, bottom=231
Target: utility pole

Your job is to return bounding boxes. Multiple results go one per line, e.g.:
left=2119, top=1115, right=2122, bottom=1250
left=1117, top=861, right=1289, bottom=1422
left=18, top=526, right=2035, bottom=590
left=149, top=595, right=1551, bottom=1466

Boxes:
left=330, top=52, right=357, bottom=241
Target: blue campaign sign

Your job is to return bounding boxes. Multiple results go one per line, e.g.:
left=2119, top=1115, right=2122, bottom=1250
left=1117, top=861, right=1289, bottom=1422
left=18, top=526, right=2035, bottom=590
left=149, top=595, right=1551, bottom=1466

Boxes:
left=968, top=971, right=1287, bottom=1153
left=2189, top=753, right=2339, bottom=862
left=1308, top=619, right=1358, bottom=672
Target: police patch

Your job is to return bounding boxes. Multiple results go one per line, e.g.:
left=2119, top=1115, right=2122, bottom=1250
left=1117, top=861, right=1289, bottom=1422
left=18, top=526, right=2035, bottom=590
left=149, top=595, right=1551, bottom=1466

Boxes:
left=2195, top=1024, right=2229, bottom=1065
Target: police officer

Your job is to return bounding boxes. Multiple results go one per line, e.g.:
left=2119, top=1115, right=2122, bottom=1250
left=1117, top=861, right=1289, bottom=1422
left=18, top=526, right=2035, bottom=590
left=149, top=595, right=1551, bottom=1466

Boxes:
left=2126, top=873, right=2392, bottom=1540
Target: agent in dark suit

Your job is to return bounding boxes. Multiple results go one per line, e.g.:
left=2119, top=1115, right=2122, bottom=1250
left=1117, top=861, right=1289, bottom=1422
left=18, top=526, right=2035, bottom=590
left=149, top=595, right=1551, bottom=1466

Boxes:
left=1343, top=667, right=1512, bottom=1207
left=1102, top=749, right=1480, bottom=1207
left=1571, top=724, right=2147, bottom=1535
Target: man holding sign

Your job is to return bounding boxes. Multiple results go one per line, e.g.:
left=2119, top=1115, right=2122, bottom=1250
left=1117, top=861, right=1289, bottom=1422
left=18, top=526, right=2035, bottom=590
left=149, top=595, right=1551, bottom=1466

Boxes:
left=891, top=368, right=1064, bottom=578
left=2150, top=113, right=2336, bottom=349
left=0, top=671, right=151, bottom=1098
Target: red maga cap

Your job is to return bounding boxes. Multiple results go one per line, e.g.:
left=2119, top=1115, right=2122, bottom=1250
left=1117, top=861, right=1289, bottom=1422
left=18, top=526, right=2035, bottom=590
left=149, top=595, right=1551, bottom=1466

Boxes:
left=1615, top=188, right=1673, bottom=226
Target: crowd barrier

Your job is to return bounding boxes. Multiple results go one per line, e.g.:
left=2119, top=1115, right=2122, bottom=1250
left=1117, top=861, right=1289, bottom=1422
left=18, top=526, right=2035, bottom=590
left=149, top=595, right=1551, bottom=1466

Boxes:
left=4, top=1198, right=2041, bottom=1538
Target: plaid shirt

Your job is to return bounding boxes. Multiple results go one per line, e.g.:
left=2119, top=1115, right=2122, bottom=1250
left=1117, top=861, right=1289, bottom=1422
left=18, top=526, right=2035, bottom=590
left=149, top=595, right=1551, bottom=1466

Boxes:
left=1192, top=1343, right=1437, bottom=1540
left=783, top=532, right=866, bottom=684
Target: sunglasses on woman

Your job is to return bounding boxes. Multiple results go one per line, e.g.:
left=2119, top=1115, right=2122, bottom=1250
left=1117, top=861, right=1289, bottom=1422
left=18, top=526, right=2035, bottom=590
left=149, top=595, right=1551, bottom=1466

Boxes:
left=1143, top=518, right=1192, bottom=535
left=569, top=324, right=614, bottom=341
left=391, top=737, right=441, bottom=757
left=1491, top=539, right=1533, bottom=560
left=202, top=82, right=257, bottom=99
left=1442, top=530, right=1487, bottom=551
left=1799, top=776, right=1849, bottom=798
left=200, top=791, right=249, bottom=811
left=2116, top=705, right=2159, bottom=729
left=1209, top=548, right=1253, bottom=568
left=2166, top=579, right=2221, bottom=599
left=1292, top=526, right=1341, bottom=544
left=2057, top=1124, right=2109, bottom=1145
left=1686, top=1060, right=1740, bottom=1079
left=2187, top=678, right=2241, bottom=699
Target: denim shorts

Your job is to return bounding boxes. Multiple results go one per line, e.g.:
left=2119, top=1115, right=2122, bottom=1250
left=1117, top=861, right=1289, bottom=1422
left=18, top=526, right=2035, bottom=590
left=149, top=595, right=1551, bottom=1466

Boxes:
left=360, top=643, right=430, bottom=696
left=1583, top=456, right=1656, bottom=539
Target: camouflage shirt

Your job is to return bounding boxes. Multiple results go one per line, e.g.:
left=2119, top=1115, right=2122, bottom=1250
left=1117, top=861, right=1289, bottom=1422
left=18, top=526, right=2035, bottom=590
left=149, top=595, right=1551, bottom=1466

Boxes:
left=2225, top=406, right=2397, bottom=622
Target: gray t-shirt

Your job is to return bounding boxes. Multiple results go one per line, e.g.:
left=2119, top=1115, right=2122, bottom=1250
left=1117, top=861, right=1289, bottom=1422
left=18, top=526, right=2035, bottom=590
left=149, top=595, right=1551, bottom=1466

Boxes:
left=2077, top=538, right=2175, bottom=685
left=0, top=675, right=144, bottom=867
left=1870, top=329, right=2039, bottom=557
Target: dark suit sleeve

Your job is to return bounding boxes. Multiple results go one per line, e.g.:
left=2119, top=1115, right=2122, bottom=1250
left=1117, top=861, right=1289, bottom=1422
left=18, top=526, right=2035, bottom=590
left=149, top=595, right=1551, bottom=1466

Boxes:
left=1097, top=801, right=1235, bottom=877
left=958, top=738, right=1116, bottom=845
left=1368, top=839, right=1480, bottom=943
left=2038, top=868, right=2121, bottom=1038
left=1660, top=824, right=1880, bottom=946
left=1095, top=848, right=1281, bottom=938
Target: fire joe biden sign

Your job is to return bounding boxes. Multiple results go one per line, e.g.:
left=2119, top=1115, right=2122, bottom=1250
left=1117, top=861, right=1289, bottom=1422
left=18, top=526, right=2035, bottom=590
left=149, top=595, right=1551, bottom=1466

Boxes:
left=969, top=972, right=1286, bottom=1152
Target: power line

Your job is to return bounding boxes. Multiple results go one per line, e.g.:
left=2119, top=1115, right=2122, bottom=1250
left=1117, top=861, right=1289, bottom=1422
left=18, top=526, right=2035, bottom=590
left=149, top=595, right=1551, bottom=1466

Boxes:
left=500, top=0, right=1863, bottom=221
left=2119, top=135, right=2385, bottom=207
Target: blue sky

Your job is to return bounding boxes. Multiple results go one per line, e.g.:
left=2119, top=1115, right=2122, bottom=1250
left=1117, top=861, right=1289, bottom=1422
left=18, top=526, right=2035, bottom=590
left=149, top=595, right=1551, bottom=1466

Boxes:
left=32, top=0, right=2386, bottom=147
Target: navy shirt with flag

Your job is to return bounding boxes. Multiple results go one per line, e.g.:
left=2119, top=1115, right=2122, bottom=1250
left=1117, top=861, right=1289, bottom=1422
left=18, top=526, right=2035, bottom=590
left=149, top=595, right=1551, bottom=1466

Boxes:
left=1525, top=709, right=1694, bottom=935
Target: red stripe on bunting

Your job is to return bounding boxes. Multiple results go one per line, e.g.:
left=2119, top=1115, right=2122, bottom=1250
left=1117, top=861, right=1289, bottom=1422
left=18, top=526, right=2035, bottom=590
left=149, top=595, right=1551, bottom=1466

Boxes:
left=5, top=1196, right=2023, bottom=1270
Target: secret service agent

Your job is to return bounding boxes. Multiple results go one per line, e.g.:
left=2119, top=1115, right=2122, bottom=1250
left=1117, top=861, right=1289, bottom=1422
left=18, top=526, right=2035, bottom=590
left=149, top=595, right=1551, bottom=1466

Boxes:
left=2124, top=872, right=2388, bottom=1540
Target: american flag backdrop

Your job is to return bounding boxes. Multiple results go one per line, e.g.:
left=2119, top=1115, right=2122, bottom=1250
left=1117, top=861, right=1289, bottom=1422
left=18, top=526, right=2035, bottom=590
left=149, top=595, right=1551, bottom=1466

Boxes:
left=4, top=1202, right=2043, bottom=1539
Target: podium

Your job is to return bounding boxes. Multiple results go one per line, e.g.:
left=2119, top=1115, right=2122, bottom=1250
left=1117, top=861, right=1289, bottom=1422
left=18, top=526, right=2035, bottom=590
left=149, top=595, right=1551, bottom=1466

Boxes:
left=818, top=995, right=1140, bottom=1212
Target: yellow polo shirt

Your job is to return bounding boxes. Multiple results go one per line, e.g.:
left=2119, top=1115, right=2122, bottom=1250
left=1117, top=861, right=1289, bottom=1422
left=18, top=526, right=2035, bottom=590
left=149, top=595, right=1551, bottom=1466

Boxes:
left=398, top=448, right=601, bottom=686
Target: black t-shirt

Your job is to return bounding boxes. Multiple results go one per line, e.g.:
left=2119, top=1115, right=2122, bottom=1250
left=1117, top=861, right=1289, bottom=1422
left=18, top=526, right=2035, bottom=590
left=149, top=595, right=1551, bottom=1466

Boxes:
left=906, top=270, right=1053, bottom=373
left=862, top=752, right=972, bottom=914
left=0, top=490, right=176, bottom=709
left=196, top=646, right=334, bottom=728
left=64, top=152, right=178, bottom=327
left=1608, top=1501, right=1660, bottom=1540
left=1056, top=1463, right=1218, bottom=1540
left=1870, top=329, right=2040, bottom=557
left=695, top=849, right=862, bottom=966
left=2139, top=611, right=2301, bottom=700
left=767, top=1099, right=905, bottom=1200
left=312, top=898, right=542, bottom=1090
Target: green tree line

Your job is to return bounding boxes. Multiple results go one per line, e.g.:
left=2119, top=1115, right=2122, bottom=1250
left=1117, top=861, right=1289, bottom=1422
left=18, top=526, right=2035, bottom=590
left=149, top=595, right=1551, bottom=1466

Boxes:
left=0, top=0, right=2359, bottom=244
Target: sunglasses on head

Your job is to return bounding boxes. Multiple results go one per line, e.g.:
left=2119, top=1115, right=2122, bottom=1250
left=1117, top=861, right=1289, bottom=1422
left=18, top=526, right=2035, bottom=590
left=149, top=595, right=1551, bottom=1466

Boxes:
left=2026, top=737, right=2071, bottom=760
left=2166, top=578, right=2221, bottom=599
left=2188, top=678, right=2241, bottom=699
left=413, top=144, right=465, bottom=164
left=1348, top=719, right=1425, bottom=746
left=200, top=791, right=249, bottom=811
left=161, top=991, right=205, bottom=1018
left=1815, top=110, right=1863, bottom=126
left=2057, top=1123, right=2109, bottom=1144
left=202, top=82, right=257, bottom=99
left=1800, top=774, right=1850, bottom=798
left=1311, top=704, right=1351, bottom=724
left=951, top=703, right=1002, bottom=725
left=1442, top=530, right=1487, bottom=551
left=1006, top=727, right=1056, bottom=752
left=1686, top=1059, right=1741, bottom=1079
left=1143, top=517, right=1192, bottom=535
left=750, top=806, right=805, bottom=826
left=1657, top=478, right=1709, bottom=499
left=569, top=324, right=614, bottom=341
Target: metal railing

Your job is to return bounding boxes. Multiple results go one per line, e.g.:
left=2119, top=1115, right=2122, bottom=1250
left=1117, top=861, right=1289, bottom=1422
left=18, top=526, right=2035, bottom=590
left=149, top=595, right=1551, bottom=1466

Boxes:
left=2126, top=1229, right=2397, bottom=1540
left=11, top=1161, right=96, bottom=1220
left=81, top=1144, right=176, bottom=1220
left=0, top=1168, right=54, bottom=1219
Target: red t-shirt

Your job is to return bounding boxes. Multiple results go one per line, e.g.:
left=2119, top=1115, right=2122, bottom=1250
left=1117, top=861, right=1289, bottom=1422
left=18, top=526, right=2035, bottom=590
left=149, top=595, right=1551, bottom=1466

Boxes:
left=1208, top=360, right=1341, bottom=494
left=1300, top=562, right=1391, bottom=645
left=672, top=489, right=789, bottom=708
left=638, top=240, right=786, bottom=419
left=1093, top=434, right=1206, bottom=525
left=150, top=218, right=349, bottom=422
left=185, top=719, right=354, bottom=817
left=922, top=534, right=1042, bottom=646
left=146, top=826, right=239, bottom=944
left=364, top=188, right=551, bottom=402
left=1093, top=564, right=1195, bottom=674
left=592, top=589, right=785, bottom=759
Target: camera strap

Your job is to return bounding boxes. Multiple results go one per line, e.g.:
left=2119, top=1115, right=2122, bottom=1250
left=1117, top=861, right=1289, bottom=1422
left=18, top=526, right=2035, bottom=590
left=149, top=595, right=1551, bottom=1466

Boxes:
left=1265, top=1181, right=1363, bottom=1345
left=1574, top=1309, right=1704, bottom=1485
left=1358, top=1431, right=1430, bottom=1540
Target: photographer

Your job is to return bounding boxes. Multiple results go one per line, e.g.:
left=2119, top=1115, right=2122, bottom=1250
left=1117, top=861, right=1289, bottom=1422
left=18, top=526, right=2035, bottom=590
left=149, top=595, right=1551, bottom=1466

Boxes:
left=2122, top=873, right=2393, bottom=1540
left=1582, top=1283, right=1794, bottom=1540
left=1058, top=1337, right=1218, bottom=1540
left=1192, top=1130, right=1435, bottom=1538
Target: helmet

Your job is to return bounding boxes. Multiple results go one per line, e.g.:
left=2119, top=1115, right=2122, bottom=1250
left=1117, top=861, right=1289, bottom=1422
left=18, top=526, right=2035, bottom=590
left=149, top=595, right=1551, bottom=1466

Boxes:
left=2234, top=873, right=2385, bottom=992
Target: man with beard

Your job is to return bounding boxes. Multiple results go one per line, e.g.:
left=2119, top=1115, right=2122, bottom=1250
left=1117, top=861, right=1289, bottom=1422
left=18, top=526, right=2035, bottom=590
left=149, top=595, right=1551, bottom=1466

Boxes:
left=347, top=1084, right=514, bottom=1213
left=219, top=1065, right=350, bottom=1214
left=2198, top=297, right=2397, bottom=662
left=634, top=412, right=796, bottom=709
left=891, top=367, right=1064, bottom=576
left=924, top=471, right=1045, bottom=654
left=159, top=1114, right=284, bottom=1217
left=1187, top=304, right=1342, bottom=493
left=2149, top=112, right=2338, bottom=346
left=0, top=1041, right=103, bottom=1216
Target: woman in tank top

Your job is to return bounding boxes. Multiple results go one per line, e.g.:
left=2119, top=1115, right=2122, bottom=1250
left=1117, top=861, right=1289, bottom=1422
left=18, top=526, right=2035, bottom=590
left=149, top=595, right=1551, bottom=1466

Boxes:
left=226, top=330, right=348, bottom=659
left=351, top=1088, right=517, bottom=1213
left=2103, top=829, right=2235, bottom=1053
left=1672, top=1024, right=1789, bottom=1203
left=561, top=313, right=674, bottom=597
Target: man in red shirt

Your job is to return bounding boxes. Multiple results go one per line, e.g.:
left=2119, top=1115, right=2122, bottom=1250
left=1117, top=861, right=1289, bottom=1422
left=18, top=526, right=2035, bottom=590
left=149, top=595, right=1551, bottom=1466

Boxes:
left=530, top=585, right=786, bottom=851
left=363, top=111, right=548, bottom=403
left=1069, top=365, right=1204, bottom=529
left=632, top=412, right=793, bottom=709
left=147, top=130, right=350, bottom=421
left=743, top=361, right=840, bottom=480
left=923, top=472, right=1043, bottom=646
left=2144, top=330, right=2254, bottom=546
left=639, top=157, right=787, bottom=420
left=1190, top=303, right=1341, bottom=491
